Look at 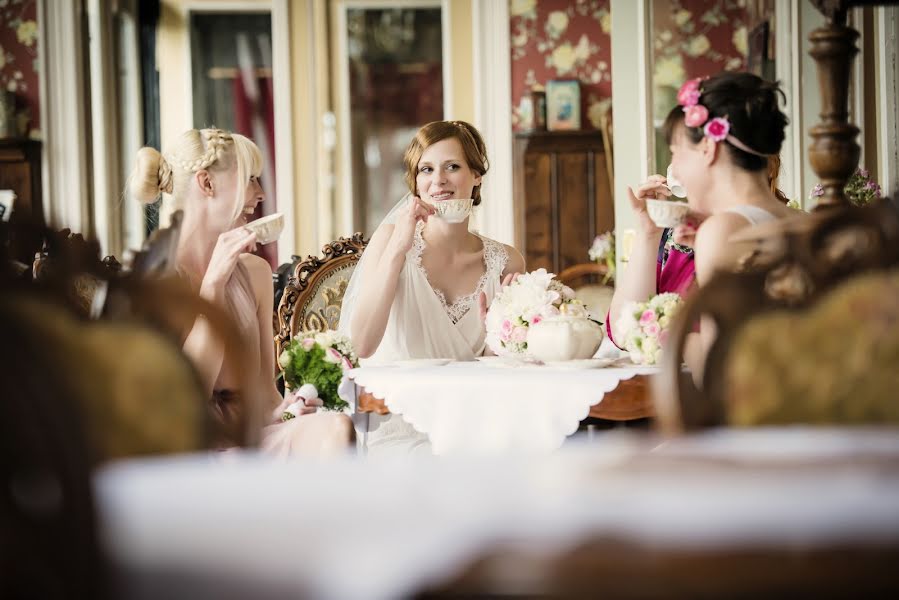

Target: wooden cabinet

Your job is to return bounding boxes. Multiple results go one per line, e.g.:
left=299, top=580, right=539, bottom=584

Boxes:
left=513, top=131, right=613, bottom=274
left=0, top=138, right=43, bottom=226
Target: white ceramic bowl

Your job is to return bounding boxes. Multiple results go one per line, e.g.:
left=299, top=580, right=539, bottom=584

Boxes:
left=526, top=316, right=604, bottom=362
left=646, top=199, right=689, bottom=228
left=433, top=198, right=473, bottom=224
left=245, top=212, right=284, bottom=245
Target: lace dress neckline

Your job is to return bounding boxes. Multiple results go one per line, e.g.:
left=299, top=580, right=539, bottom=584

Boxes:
left=411, top=222, right=505, bottom=324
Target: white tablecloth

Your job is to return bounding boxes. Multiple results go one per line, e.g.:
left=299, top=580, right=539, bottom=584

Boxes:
left=95, top=428, right=899, bottom=600
left=340, top=360, right=659, bottom=455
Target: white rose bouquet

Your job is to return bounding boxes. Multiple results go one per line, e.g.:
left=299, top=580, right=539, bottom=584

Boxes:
left=588, top=231, right=615, bottom=284
left=485, top=268, right=587, bottom=356
left=616, top=292, right=683, bottom=365
left=277, top=331, right=358, bottom=414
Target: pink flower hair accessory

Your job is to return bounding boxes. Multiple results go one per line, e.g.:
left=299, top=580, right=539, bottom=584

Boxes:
left=683, top=105, right=709, bottom=128
left=676, top=78, right=702, bottom=107
left=703, top=117, right=730, bottom=142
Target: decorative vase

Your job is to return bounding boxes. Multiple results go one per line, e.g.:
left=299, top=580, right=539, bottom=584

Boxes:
left=526, top=316, right=604, bottom=362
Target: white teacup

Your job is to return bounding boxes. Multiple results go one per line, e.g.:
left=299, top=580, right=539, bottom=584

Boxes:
left=245, top=212, right=284, bottom=245
left=432, top=198, right=473, bottom=224
left=666, top=164, right=687, bottom=198
left=646, top=198, right=689, bottom=228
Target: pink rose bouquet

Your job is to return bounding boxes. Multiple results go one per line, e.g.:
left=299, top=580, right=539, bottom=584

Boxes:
left=278, top=330, right=357, bottom=413
left=615, top=293, right=683, bottom=365
left=485, top=268, right=586, bottom=356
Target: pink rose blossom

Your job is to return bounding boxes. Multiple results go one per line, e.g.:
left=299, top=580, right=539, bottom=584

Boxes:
left=683, top=104, right=709, bottom=128
left=301, top=337, right=315, bottom=351
left=511, top=326, right=528, bottom=343
left=639, top=310, right=656, bottom=325
left=703, top=117, right=730, bottom=142
left=500, top=319, right=513, bottom=341
left=659, top=329, right=670, bottom=347
left=643, top=322, right=661, bottom=337
left=324, top=347, right=343, bottom=364
left=677, top=78, right=701, bottom=106
left=531, top=315, right=543, bottom=326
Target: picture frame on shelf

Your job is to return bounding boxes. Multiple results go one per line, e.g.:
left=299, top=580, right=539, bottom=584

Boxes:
left=546, top=79, right=581, bottom=131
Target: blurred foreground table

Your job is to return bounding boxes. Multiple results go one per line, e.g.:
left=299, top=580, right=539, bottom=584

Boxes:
left=96, top=428, right=899, bottom=599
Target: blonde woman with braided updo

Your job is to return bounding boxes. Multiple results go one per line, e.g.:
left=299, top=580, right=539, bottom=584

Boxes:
left=129, top=128, right=353, bottom=457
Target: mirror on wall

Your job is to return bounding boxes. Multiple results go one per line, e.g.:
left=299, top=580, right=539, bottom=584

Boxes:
left=342, top=6, right=444, bottom=234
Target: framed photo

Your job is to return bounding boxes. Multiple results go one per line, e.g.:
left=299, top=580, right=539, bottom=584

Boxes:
left=546, top=79, right=581, bottom=131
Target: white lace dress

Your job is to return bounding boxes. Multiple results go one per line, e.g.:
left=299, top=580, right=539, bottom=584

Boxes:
left=361, top=221, right=509, bottom=456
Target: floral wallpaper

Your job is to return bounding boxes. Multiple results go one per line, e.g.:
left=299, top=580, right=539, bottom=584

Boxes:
left=651, top=0, right=750, bottom=116
left=509, top=0, right=612, bottom=132
left=0, top=0, right=39, bottom=138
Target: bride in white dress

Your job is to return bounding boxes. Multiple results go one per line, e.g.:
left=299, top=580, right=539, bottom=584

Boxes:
left=339, top=120, right=525, bottom=455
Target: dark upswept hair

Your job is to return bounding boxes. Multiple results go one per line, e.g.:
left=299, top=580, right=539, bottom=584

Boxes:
left=663, top=71, right=789, bottom=172
left=403, top=120, right=490, bottom=206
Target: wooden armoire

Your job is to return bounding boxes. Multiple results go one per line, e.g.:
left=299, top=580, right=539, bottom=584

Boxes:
left=512, top=130, right=613, bottom=274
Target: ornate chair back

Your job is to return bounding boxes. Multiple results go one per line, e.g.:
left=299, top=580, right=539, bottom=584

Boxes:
left=557, top=262, right=614, bottom=321
left=655, top=202, right=899, bottom=433
left=275, top=233, right=367, bottom=356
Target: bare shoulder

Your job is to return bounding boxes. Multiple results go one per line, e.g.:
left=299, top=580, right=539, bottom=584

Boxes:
left=693, top=213, right=754, bottom=283
left=501, top=243, right=526, bottom=276
left=240, top=253, right=274, bottom=290
left=696, top=212, right=753, bottom=246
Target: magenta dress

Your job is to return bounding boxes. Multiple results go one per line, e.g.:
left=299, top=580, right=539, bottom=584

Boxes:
left=606, top=229, right=695, bottom=348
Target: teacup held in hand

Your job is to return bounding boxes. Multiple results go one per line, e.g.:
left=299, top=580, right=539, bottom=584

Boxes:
left=433, top=198, right=473, bottom=224
left=245, top=212, right=284, bottom=245
left=646, top=199, right=689, bottom=228
left=665, top=164, right=687, bottom=198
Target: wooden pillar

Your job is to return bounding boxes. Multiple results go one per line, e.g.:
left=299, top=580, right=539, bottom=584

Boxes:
left=808, top=2, right=860, bottom=207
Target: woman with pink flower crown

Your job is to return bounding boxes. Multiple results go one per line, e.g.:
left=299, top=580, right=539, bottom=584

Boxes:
left=608, top=72, right=798, bottom=369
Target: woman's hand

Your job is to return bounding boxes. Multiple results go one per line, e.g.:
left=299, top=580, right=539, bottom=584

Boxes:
left=200, top=227, right=258, bottom=301
left=672, top=212, right=707, bottom=248
left=627, top=175, right=670, bottom=236
left=270, top=389, right=322, bottom=423
left=386, top=196, right=435, bottom=257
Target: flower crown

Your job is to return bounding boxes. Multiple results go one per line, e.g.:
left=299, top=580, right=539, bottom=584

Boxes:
left=676, top=78, right=769, bottom=157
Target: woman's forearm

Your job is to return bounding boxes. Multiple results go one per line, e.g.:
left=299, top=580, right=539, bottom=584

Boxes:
left=608, top=231, right=662, bottom=340
left=350, top=244, right=407, bottom=358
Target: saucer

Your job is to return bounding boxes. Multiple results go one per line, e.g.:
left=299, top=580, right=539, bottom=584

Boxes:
left=542, top=358, right=613, bottom=370
left=395, top=358, right=453, bottom=368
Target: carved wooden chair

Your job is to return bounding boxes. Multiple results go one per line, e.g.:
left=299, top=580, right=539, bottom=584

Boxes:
left=275, top=233, right=368, bottom=357
left=557, top=262, right=614, bottom=322
left=654, top=1, right=899, bottom=433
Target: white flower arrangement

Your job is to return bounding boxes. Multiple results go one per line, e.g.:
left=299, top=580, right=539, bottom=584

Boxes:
left=588, top=231, right=615, bottom=284
left=485, top=268, right=586, bottom=356
left=616, top=292, right=683, bottom=365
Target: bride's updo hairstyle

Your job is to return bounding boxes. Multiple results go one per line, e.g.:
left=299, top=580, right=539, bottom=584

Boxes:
left=663, top=72, right=788, bottom=173
left=403, top=120, right=490, bottom=206
left=127, top=127, right=263, bottom=224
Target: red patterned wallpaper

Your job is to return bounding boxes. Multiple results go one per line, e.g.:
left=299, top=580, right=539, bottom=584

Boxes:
left=651, top=0, right=749, bottom=113
left=509, top=0, right=752, bottom=133
left=510, top=0, right=611, bottom=132
left=0, top=0, right=39, bottom=138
